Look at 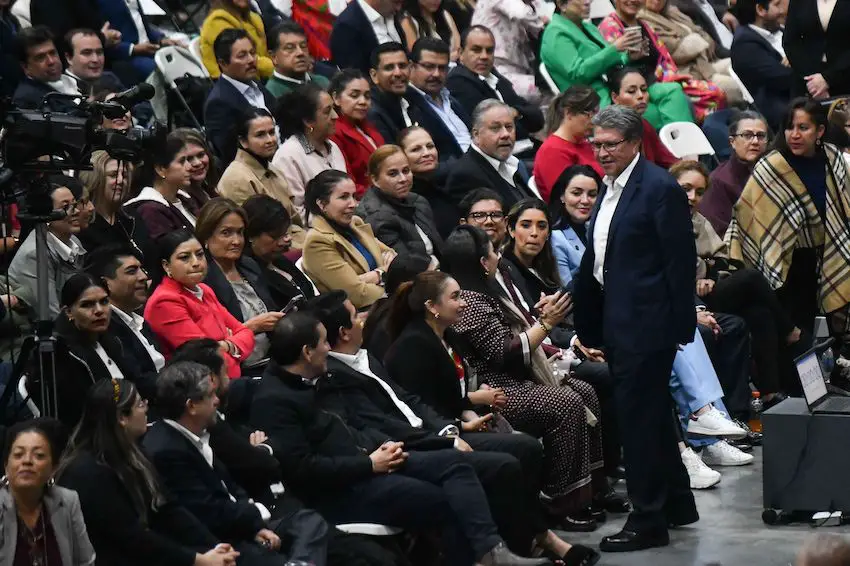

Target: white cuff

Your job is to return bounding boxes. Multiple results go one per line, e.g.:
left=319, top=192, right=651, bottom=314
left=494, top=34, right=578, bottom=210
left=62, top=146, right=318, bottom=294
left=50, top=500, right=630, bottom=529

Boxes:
left=253, top=501, right=272, bottom=521
left=257, top=443, right=273, bottom=455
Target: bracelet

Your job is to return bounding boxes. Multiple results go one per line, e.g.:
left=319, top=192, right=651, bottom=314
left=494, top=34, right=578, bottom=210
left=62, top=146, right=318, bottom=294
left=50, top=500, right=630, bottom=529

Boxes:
left=539, top=319, right=553, bottom=334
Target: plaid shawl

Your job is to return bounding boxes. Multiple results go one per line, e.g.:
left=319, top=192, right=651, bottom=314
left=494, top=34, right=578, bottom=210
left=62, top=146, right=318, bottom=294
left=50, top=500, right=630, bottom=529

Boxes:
left=725, top=144, right=850, bottom=316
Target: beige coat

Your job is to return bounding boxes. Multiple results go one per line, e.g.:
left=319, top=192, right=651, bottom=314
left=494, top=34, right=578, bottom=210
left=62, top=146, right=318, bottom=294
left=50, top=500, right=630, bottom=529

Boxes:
left=217, top=149, right=306, bottom=249
left=639, top=6, right=718, bottom=81
left=693, top=211, right=728, bottom=280
left=302, top=215, right=392, bottom=308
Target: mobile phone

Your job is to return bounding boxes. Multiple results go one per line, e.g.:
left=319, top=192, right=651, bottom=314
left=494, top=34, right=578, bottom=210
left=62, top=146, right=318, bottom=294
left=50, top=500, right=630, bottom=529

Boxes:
left=281, top=295, right=305, bottom=315
left=572, top=344, right=588, bottom=362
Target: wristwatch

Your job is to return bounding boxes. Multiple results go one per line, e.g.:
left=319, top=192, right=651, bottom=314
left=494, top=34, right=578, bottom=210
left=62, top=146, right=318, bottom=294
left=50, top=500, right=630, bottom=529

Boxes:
left=376, top=268, right=386, bottom=286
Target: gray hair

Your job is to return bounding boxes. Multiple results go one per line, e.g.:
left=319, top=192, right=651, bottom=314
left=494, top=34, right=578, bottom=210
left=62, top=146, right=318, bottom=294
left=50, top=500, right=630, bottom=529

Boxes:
left=728, top=109, right=768, bottom=136
left=472, top=99, right=513, bottom=131
left=797, top=534, right=850, bottom=566
left=156, top=361, right=214, bottom=420
left=591, top=105, right=644, bottom=141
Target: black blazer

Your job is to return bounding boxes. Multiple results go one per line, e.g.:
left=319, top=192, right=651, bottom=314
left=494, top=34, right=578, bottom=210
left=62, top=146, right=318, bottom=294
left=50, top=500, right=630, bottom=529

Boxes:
left=106, top=313, right=162, bottom=403
left=784, top=0, right=850, bottom=97
left=203, top=78, right=277, bottom=162
left=730, top=26, right=792, bottom=130
left=203, top=254, right=278, bottom=321
left=142, top=421, right=266, bottom=542
left=446, top=65, right=544, bottom=142
left=58, top=450, right=218, bottom=566
left=407, top=88, right=471, bottom=163
left=244, top=249, right=317, bottom=308
left=329, top=1, right=407, bottom=73
left=444, top=148, right=533, bottom=208
left=208, top=416, right=283, bottom=503
left=368, top=87, right=409, bottom=145
left=319, top=355, right=456, bottom=451
left=11, top=77, right=79, bottom=112
left=383, top=318, right=474, bottom=420
left=573, top=156, right=696, bottom=352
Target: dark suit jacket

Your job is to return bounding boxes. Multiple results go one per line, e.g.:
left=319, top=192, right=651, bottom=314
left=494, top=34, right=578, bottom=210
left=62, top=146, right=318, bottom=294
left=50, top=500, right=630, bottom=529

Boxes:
left=106, top=312, right=162, bottom=403
left=320, top=354, right=456, bottom=451
left=730, top=26, right=792, bottom=130
left=203, top=254, right=279, bottom=321
left=446, top=65, right=544, bottom=142
left=143, top=421, right=266, bottom=542
left=95, top=0, right=164, bottom=62
left=407, top=87, right=471, bottom=163
left=203, top=78, right=277, bottom=162
left=784, top=0, right=850, bottom=97
left=12, top=77, right=78, bottom=111
left=244, top=249, right=317, bottom=308
left=329, top=1, right=406, bottom=73
left=208, top=416, right=283, bottom=503
left=368, top=87, right=408, bottom=145
left=444, top=148, right=533, bottom=208
left=573, top=156, right=696, bottom=353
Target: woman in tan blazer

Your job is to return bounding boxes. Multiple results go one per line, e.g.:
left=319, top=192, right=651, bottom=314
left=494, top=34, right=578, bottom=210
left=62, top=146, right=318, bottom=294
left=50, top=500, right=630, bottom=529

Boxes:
left=301, top=170, right=396, bottom=308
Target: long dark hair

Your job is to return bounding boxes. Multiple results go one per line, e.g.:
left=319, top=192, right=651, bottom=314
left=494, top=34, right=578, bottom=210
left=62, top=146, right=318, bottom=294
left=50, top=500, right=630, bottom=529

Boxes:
left=304, top=169, right=352, bottom=226
left=774, top=97, right=828, bottom=159
left=404, top=0, right=452, bottom=45
left=503, top=199, right=561, bottom=289
left=56, top=380, right=163, bottom=522
left=548, top=165, right=603, bottom=230
left=387, top=270, right=453, bottom=340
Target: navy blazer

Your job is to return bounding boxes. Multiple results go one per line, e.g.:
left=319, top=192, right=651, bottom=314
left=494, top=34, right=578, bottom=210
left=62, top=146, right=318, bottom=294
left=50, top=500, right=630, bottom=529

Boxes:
left=730, top=26, right=792, bottom=130
left=407, top=87, right=471, bottom=163
left=573, top=156, right=696, bottom=353
left=329, top=1, right=406, bottom=73
left=95, top=0, right=164, bottom=62
left=107, top=313, right=162, bottom=403
left=203, top=78, right=277, bottom=162
left=444, top=148, right=533, bottom=208
left=12, top=77, right=80, bottom=112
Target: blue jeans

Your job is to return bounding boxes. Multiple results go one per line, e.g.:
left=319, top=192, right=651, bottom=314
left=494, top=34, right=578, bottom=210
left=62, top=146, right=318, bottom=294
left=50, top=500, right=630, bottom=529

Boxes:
left=670, top=329, right=724, bottom=447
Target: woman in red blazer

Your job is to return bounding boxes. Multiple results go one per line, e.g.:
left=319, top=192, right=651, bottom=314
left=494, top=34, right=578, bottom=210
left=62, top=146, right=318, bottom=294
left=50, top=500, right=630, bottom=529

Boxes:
left=329, top=70, right=386, bottom=198
left=144, top=229, right=255, bottom=378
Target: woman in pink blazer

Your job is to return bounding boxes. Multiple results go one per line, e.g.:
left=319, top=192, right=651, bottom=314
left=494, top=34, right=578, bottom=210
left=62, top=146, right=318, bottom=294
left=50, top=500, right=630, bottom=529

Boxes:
left=144, top=229, right=255, bottom=378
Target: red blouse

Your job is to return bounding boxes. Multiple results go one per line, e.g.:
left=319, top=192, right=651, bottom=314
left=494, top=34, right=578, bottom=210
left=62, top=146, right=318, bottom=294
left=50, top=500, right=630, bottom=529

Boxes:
left=331, top=115, right=386, bottom=199
left=533, top=135, right=604, bottom=202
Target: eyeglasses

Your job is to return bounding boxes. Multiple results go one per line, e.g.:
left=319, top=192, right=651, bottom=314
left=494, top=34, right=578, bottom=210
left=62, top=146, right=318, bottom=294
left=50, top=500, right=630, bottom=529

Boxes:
left=732, top=131, right=768, bottom=142
left=60, top=201, right=81, bottom=215
left=468, top=211, right=505, bottom=222
left=589, top=139, right=628, bottom=153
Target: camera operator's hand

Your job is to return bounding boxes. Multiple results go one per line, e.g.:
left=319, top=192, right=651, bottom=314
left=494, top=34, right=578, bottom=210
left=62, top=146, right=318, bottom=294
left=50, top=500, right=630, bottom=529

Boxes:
left=132, top=42, right=160, bottom=56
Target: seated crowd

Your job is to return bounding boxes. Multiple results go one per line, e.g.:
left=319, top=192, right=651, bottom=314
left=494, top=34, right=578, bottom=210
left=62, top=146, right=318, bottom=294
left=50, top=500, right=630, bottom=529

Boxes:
left=3, top=0, right=850, bottom=563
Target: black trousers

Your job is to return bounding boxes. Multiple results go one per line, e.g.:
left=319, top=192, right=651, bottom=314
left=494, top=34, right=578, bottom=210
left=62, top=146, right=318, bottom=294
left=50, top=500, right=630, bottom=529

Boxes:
left=269, top=495, right=331, bottom=566
left=608, top=347, right=695, bottom=532
left=573, top=360, right=621, bottom=474
left=697, top=313, right=752, bottom=417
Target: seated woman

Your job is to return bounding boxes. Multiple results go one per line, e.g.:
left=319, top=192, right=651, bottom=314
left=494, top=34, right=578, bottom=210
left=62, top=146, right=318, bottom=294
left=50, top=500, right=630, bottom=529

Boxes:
left=672, top=160, right=801, bottom=406
left=272, top=83, right=348, bottom=220
left=356, top=145, right=443, bottom=266
left=598, top=0, right=726, bottom=123
left=398, top=126, right=459, bottom=237
left=242, top=194, right=318, bottom=307
left=608, top=67, right=679, bottom=169
left=301, top=170, right=396, bottom=309
left=196, top=198, right=282, bottom=373
left=540, top=0, right=692, bottom=129
left=400, top=0, right=462, bottom=62
left=200, top=0, right=274, bottom=79
left=533, top=87, right=604, bottom=203
left=57, top=379, right=238, bottom=566
left=9, top=176, right=86, bottom=319
left=3, top=418, right=96, bottom=566
left=78, top=150, right=156, bottom=269
left=172, top=128, right=222, bottom=210
left=328, top=70, right=386, bottom=198
left=125, top=134, right=200, bottom=241
left=217, top=109, right=305, bottom=248
left=548, top=165, right=600, bottom=286
left=500, top=199, right=563, bottom=302
left=145, top=230, right=255, bottom=379
left=442, top=224, right=606, bottom=527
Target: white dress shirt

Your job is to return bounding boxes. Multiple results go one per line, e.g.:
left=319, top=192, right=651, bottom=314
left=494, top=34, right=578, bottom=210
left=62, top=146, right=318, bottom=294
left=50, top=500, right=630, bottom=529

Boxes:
left=111, top=305, right=166, bottom=371
left=696, top=0, right=733, bottom=49
left=328, top=349, right=424, bottom=428
left=125, top=0, right=151, bottom=48
left=471, top=144, right=520, bottom=187
left=592, top=153, right=640, bottom=286
left=48, top=233, right=84, bottom=263
left=358, top=0, right=402, bottom=43
left=93, top=342, right=125, bottom=379
left=748, top=24, right=785, bottom=58
left=221, top=74, right=269, bottom=111
left=480, top=73, right=504, bottom=102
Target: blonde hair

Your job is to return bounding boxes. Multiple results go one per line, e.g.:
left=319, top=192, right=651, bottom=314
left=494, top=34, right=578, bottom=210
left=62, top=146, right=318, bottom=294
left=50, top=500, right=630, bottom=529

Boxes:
left=367, top=144, right=407, bottom=179
left=78, top=150, right=134, bottom=206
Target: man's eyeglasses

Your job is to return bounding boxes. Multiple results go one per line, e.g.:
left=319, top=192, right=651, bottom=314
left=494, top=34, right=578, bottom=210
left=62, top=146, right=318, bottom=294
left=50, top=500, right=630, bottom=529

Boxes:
left=589, top=139, right=628, bottom=153
left=468, top=211, right=505, bottom=222
left=732, top=131, right=768, bottom=142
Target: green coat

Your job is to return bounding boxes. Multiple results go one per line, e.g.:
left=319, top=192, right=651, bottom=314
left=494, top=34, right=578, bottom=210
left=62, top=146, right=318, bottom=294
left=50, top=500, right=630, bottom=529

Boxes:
left=265, top=73, right=330, bottom=99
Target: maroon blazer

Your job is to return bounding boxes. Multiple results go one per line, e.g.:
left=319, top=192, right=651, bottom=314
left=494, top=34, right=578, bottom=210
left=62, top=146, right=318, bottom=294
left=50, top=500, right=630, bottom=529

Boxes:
left=331, top=114, right=385, bottom=199
left=124, top=187, right=200, bottom=241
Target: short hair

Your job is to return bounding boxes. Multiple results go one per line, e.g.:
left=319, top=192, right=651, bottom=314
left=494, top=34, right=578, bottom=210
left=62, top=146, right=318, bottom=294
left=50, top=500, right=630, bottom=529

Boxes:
left=172, top=338, right=226, bottom=377
left=306, top=290, right=351, bottom=348
left=63, top=28, right=103, bottom=57
left=268, top=20, right=307, bottom=52
left=545, top=85, right=601, bottom=135
left=195, top=197, right=248, bottom=246
left=410, top=37, right=449, bottom=63
left=16, top=26, right=55, bottom=64
left=458, top=188, right=504, bottom=218
left=243, top=194, right=291, bottom=239
left=155, top=361, right=215, bottom=421
left=471, top=99, right=512, bottom=130
left=276, top=82, right=326, bottom=138
left=85, top=244, right=143, bottom=280
left=268, top=310, right=323, bottom=366
left=728, top=109, right=768, bottom=136
left=214, top=28, right=252, bottom=65
left=733, top=0, right=773, bottom=26
left=669, top=160, right=710, bottom=188
left=591, top=105, right=644, bottom=141
left=460, top=25, right=494, bottom=50
left=370, top=41, right=407, bottom=70
left=368, top=144, right=406, bottom=178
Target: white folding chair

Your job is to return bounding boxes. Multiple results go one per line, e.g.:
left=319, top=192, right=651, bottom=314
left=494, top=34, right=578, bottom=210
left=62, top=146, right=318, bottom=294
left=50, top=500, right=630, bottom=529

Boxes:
left=189, top=36, right=203, bottom=65
left=18, top=375, right=40, bottom=418
left=729, top=65, right=755, bottom=105
left=659, top=121, right=716, bottom=160
left=539, top=63, right=559, bottom=95
left=154, top=45, right=211, bottom=130
left=336, top=524, right=403, bottom=536
left=589, top=0, right=615, bottom=20
left=527, top=176, right=543, bottom=200
left=294, top=257, right=321, bottom=296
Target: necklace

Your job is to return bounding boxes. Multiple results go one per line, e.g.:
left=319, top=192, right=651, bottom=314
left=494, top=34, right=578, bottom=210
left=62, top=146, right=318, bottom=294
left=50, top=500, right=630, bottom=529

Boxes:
left=17, top=506, right=47, bottom=566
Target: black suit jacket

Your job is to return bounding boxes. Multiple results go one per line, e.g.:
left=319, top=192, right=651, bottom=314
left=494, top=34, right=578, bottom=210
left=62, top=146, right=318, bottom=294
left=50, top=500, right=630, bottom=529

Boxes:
left=329, top=1, right=406, bottom=73
left=203, top=254, right=279, bottom=321
left=573, top=156, right=696, bottom=353
left=203, top=78, right=277, bottom=162
left=106, top=313, right=162, bottom=403
left=12, top=77, right=78, bottom=112
left=244, top=250, right=316, bottom=309
left=142, top=421, right=266, bottom=542
left=784, top=0, right=850, bottom=97
left=407, top=88, right=471, bottom=163
left=368, top=87, right=409, bottom=145
left=444, top=148, right=533, bottom=208
left=446, top=65, right=544, bottom=142
left=208, top=416, right=283, bottom=503
left=730, top=26, right=792, bottom=131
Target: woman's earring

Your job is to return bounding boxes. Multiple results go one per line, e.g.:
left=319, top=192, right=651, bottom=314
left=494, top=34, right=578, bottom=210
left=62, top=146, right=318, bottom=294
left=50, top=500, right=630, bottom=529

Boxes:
left=434, top=312, right=440, bottom=319
left=308, top=126, right=315, bottom=134
left=47, top=477, right=55, bottom=488
left=484, top=268, right=490, bottom=277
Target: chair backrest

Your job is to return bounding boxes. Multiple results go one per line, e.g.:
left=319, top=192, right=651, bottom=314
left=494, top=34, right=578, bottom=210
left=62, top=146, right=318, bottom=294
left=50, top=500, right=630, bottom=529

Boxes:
left=155, top=45, right=210, bottom=88
left=589, top=0, right=615, bottom=20
left=659, top=121, right=716, bottom=159
left=189, top=36, right=203, bottom=64
left=539, top=62, right=559, bottom=95
left=18, top=376, right=40, bottom=418
left=728, top=65, right=755, bottom=105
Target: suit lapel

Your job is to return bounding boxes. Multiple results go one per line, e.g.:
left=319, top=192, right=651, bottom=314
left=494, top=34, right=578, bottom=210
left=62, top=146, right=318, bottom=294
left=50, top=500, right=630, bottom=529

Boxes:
left=605, top=157, right=644, bottom=267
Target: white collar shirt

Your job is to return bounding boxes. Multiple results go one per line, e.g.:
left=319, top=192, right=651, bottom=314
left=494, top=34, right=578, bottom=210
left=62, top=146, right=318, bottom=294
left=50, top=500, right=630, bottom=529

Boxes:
left=748, top=24, right=785, bottom=58
left=358, top=0, right=401, bottom=43
left=592, top=153, right=640, bottom=286
left=480, top=72, right=504, bottom=102
left=696, top=0, right=733, bottom=49
left=471, top=143, right=519, bottom=187
left=47, top=233, right=84, bottom=263
left=111, top=305, right=166, bottom=371
left=221, top=74, right=269, bottom=111
left=272, top=70, right=315, bottom=85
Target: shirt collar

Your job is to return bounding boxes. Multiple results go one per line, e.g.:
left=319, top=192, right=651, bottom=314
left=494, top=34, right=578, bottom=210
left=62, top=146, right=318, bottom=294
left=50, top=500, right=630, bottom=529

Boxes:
left=273, top=70, right=311, bottom=84
left=471, top=143, right=519, bottom=170
left=480, top=72, right=499, bottom=91
left=328, top=349, right=370, bottom=370
left=48, top=233, right=83, bottom=262
left=409, top=83, right=449, bottom=105
left=604, top=153, right=641, bottom=191
left=163, top=419, right=210, bottom=446
left=111, top=305, right=144, bottom=331
left=748, top=23, right=781, bottom=41
left=296, top=133, right=333, bottom=156
left=221, top=73, right=256, bottom=95
left=358, top=0, right=386, bottom=23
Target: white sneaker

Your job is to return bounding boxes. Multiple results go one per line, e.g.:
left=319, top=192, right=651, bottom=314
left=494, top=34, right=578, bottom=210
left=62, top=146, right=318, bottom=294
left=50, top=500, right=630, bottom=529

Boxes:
left=681, top=447, right=721, bottom=489
left=702, top=440, right=755, bottom=466
left=686, top=407, right=747, bottom=439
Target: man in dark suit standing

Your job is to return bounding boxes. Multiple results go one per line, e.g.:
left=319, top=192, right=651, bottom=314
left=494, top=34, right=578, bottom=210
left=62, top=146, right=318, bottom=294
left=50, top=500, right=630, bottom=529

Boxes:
left=445, top=100, right=533, bottom=209
left=330, top=0, right=405, bottom=73
left=574, top=105, right=698, bottom=553
left=204, top=29, right=277, bottom=162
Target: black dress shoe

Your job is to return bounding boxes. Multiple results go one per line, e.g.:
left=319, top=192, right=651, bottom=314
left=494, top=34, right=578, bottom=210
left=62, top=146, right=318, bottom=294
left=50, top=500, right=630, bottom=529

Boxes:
left=732, top=419, right=763, bottom=446
left=593, top=489, right=631, bottom=514
left=599, top=528, right=669, bottom=552
left=557, top=514, right=598, bottom=532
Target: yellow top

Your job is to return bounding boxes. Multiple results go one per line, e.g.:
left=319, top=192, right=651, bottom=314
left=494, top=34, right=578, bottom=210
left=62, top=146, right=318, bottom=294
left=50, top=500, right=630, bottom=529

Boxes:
left=199, top=8, right=274, bottom=79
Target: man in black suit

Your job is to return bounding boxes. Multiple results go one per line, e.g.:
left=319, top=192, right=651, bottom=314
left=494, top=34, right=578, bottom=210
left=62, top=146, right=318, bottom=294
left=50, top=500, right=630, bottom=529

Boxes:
left=12, top=26, right=80, bottom=111
left=204, top=28, right=277, bottom=162
left=574, top=106, right=697, bottom=552
left=445, top=99, right=533, bottom=209
left=252, top=311, right=549, bottom=566
left=447, top=26, right=543, bottom=155
left=367, top=42, right=414, bottom=145
left=330, top=0, right=405, bottom=73
left=730, top=0, right=791, bottom=130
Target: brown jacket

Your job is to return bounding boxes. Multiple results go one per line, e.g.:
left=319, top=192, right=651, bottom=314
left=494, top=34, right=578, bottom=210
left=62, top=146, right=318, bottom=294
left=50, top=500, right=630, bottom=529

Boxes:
left=217, top=149, right=306, bottom=248
left=302, top=215, right=392, bottom=308
left=639, top=6, right=717, bottom=81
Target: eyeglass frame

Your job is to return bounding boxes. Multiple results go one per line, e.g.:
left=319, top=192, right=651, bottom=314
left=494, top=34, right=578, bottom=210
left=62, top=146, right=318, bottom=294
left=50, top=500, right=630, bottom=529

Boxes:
left=467, top=211, right=506, bottom=222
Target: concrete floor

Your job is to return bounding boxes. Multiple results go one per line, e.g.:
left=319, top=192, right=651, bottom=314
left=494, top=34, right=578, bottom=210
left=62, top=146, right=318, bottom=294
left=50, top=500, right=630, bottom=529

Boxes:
left=555, top=448, right=843, bottom=566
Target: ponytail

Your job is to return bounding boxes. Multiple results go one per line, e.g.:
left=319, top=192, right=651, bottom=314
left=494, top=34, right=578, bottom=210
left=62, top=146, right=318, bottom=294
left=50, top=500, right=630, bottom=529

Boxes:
left=386, top=271, right=453, bottom=340
left=387, top=280, right=418, bottom=341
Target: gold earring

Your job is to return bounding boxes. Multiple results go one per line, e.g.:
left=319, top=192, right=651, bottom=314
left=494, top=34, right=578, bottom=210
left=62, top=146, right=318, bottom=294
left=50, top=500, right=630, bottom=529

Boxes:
left=308, top=125, right=315, bottom=134
left=484, top=268, right=490, bottom=276
left=434, top=312, right=440, bottom=319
